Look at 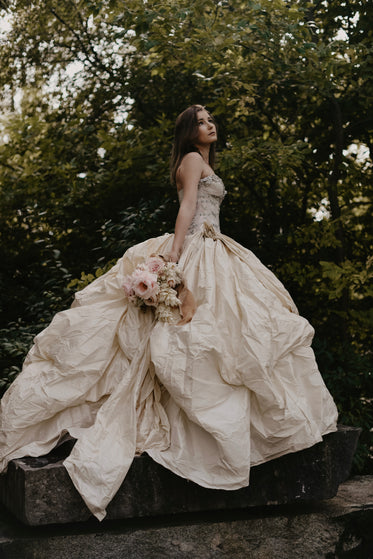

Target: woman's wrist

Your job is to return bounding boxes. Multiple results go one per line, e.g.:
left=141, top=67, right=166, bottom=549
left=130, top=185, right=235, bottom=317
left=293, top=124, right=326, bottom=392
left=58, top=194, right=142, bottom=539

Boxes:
left=166, top=247, right=181, bottom=262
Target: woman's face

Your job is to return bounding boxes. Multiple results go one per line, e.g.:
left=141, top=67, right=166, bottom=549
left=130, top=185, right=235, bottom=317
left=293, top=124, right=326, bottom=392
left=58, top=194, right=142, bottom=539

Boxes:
left=195, top=109, right=217, bottom=146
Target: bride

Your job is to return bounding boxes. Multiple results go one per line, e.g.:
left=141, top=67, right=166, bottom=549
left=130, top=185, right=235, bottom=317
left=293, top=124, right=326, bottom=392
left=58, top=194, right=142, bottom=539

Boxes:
left=0, top=104, right=338, bottom=521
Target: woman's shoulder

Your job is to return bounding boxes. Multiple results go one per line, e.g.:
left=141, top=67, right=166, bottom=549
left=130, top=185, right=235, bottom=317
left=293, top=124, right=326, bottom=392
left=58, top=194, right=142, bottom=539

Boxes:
left=180, top=152, right=204, bottom=168
left=176, top=152, right=205, bottom=186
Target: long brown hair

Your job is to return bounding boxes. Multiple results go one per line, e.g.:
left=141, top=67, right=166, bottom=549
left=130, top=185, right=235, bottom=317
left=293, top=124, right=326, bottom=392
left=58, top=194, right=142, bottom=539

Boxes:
left=170, top=104, right=217, bottom=185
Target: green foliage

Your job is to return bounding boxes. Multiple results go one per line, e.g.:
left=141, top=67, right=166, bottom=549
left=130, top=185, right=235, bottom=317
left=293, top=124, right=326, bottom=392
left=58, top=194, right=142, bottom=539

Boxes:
left=98, top=199, right=176, bottom=257
left=67, top=198, right=176, bottom=288
left=314, top=337, right=373, bottom=474
left=0, top=321, right=44, bottom=396
left=67, top=266, right=115, bottom=293
left=0, top=0, right=372, bottom=472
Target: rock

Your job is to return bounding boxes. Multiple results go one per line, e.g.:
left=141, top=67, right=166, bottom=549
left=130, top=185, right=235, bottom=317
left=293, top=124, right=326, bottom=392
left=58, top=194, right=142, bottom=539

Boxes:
left=0, top=425, right=360, bottom=526
left=0, top=476, right=372, bottom=559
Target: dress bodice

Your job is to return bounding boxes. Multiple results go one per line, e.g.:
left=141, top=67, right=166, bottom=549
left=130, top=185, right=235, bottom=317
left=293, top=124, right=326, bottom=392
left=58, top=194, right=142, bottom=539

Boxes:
left=178, top=174, right=227, bottom=235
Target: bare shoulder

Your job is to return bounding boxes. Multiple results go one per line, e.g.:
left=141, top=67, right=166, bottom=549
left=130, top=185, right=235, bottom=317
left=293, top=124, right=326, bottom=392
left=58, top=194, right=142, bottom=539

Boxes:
left=179, top=152, right=204, bottom=174
left=177, top=152, right=204, bottom=189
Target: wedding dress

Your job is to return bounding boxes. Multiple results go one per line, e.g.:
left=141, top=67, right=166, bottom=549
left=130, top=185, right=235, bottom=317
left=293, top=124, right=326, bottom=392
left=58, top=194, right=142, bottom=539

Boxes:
left=0, top=174, right=338, bottom=520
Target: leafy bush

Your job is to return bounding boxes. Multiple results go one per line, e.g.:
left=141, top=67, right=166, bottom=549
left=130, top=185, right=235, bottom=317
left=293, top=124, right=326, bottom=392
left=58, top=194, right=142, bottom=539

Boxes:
left=314, top=337, right=373, bottom=475
left=0, top=321, right=44, bottom=396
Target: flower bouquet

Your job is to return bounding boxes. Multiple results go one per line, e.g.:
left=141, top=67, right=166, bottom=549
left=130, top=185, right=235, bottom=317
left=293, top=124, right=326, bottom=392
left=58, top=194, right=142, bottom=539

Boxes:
left=122, top=255, right=185, bottom=322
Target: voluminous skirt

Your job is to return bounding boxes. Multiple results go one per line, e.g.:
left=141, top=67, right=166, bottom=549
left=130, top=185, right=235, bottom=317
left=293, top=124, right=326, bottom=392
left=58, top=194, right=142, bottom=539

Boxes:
left=0, top=227, right=338, bottom=520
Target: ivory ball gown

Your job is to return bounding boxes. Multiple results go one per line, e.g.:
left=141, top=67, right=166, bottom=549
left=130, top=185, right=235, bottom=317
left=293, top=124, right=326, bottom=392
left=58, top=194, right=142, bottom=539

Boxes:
left=0, top=174, right=338, bottom=520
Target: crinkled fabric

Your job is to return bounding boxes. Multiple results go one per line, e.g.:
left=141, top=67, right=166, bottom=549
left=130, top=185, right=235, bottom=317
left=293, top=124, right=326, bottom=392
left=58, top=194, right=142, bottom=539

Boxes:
left=0, top=175, right=338, bottom=520
left=0, top=226, right=338, bottom=520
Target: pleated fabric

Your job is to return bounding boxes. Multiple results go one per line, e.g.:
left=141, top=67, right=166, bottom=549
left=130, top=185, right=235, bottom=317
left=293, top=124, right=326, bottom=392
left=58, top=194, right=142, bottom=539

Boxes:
left=0, top=225, right=338, bottom=520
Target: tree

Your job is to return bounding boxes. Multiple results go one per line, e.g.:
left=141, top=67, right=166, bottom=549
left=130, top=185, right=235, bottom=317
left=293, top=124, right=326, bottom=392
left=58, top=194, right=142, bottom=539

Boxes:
left=0, top=0, right=371, bottom=471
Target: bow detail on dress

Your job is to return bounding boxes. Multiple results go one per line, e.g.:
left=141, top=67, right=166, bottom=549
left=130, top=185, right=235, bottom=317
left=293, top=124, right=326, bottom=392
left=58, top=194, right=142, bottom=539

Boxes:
left=202, top=222, right=219, bottom=240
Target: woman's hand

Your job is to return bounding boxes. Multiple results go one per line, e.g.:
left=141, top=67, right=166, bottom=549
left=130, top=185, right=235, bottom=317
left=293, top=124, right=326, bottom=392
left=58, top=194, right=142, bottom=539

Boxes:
left=177, top=285, right=197, bottom=325
left=165, top=250, right=180, bottom=263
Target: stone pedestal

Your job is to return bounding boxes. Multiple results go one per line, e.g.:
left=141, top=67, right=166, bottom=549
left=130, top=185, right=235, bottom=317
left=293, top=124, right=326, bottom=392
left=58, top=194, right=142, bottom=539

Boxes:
left=1, top=476, right=372, bottom=559
left=0, top=425, right=360, bottom=526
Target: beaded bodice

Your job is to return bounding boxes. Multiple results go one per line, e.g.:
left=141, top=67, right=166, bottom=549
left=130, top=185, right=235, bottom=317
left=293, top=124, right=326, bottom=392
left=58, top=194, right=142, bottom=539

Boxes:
left=178, top=174, right=227, bottom=235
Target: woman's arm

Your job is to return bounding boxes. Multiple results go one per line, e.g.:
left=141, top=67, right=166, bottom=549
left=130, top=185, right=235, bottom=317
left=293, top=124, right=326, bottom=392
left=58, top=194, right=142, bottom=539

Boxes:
left=167, top=153, right=204, bottom=262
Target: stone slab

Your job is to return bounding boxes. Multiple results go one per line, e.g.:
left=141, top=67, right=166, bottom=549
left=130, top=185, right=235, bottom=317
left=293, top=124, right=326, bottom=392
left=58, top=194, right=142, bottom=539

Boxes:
left=0, top=425, right=360, bottom=526
left=0, top=476, right=372, bottom=559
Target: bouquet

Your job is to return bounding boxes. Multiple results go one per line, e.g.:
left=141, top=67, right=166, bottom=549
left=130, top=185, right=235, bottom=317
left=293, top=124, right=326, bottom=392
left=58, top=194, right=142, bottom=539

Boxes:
left=122, top=255, right=185, bottom=322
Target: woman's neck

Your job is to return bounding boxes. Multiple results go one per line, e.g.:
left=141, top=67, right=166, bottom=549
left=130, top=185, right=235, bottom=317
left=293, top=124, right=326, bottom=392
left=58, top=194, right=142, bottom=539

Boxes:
left=195, top=145, right=210, bottom=164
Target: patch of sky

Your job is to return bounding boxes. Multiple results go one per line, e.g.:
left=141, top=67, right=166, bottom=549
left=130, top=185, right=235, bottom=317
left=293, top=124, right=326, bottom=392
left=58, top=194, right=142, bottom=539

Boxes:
left=309, top=198, right=331, bottom=222
left=0, top=12, right=12, bottom=39
left=343, top=143, right=370, bottom=168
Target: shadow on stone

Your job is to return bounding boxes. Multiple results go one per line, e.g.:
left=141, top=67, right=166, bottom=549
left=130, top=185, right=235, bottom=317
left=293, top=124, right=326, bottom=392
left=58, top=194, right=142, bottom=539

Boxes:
left=0, top=424, right=360, bottom=526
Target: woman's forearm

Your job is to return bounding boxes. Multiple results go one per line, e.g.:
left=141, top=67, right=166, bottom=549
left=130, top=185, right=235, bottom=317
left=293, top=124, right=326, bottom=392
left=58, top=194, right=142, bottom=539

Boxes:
left=169, top=200, right=196, bottom=260
left=168, top=151, right=203, bottom=261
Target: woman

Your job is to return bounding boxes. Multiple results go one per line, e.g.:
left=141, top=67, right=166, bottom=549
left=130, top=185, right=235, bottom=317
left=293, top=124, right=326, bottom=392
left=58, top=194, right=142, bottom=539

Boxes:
left=0, top=105, right=338, bottom=521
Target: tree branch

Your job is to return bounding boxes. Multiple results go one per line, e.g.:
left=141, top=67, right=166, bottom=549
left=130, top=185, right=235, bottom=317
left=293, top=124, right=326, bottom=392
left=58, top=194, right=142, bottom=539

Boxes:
left=73, top=5, right=116, bottom=80
left=48, top=7, right=115, bottom=81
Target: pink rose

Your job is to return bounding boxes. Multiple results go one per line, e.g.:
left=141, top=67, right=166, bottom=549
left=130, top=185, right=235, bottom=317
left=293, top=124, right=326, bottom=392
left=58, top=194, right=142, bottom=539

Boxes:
left=132, top=270, right=159, bottom=300
left=146, top=256, right=165, bottom=274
